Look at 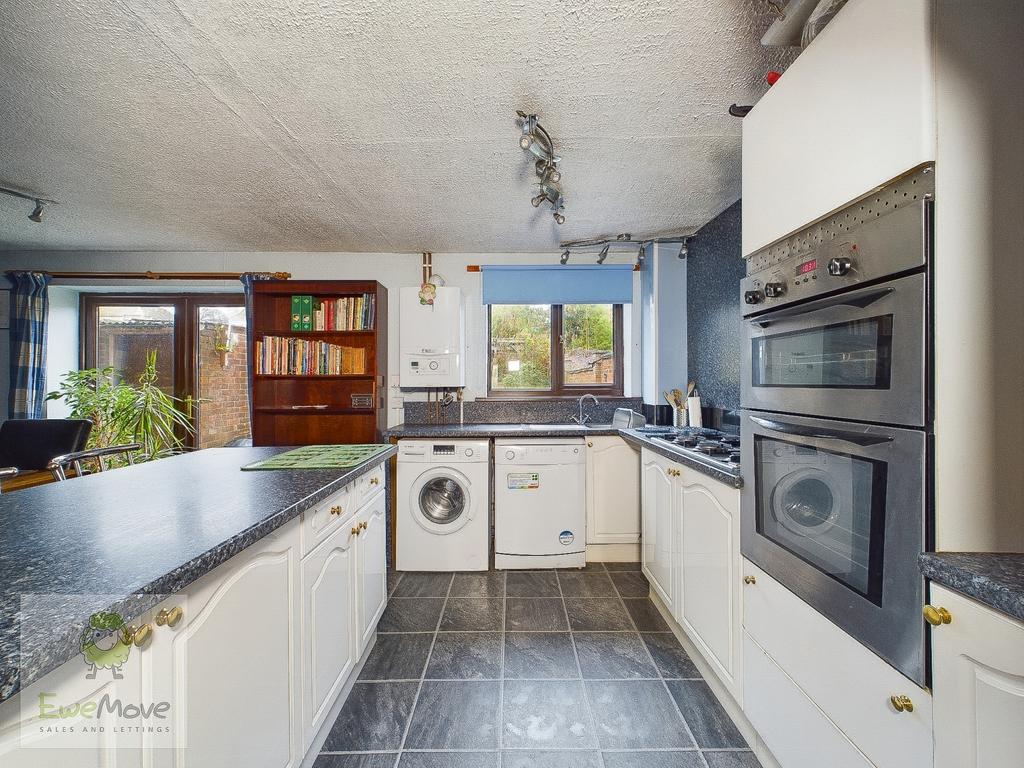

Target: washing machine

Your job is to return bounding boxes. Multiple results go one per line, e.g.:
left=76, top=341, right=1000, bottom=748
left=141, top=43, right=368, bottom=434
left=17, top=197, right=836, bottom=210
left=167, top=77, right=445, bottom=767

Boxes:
left=397, top=439, right=490, bottom=571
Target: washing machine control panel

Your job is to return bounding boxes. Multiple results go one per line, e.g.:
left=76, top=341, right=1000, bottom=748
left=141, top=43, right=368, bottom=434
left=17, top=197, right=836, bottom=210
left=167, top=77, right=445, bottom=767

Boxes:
left=432, top=444, right=456, bottom=455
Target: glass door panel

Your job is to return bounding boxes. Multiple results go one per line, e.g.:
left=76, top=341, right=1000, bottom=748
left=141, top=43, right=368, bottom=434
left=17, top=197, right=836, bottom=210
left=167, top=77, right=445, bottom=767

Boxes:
left=196, top=306, right=250, bottom=448
left=95, top=305, right=176, bottom=393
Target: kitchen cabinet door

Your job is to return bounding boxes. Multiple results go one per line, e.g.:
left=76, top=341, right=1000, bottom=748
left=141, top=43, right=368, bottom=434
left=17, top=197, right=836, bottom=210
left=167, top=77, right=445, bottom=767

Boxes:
left=678, top=466, right=742, bottom=703
left=585, top=436, right=641, bottom=544
left=301, top=518, right=357, bottom=747
left=931, top=585, right=1024, bottom=768
left=641, top=450, right=678, bottom=615
left=354, top=490, right=387, bottom=656
left=149, top=521, right=301, bottom=768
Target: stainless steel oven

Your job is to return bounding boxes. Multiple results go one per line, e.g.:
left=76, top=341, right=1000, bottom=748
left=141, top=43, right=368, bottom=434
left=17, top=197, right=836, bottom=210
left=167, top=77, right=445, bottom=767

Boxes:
left=740, top=411, right=926, bottom=683
left=740, top=166, right=933, bottom=685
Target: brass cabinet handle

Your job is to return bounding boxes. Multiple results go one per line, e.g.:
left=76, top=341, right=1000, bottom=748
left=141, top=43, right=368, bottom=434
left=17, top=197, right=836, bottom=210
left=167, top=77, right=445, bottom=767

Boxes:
left=351, top=525, right=361, bottom=536
left=668, top=468, right=681, bottom=477
left=743, top=575, right=757, bottom=585
left=890, top=694, right=914, bottom=713
left=155, top=606, right=184, bottom=628
left=923, top=605, right=952, bottom=626
left=359, top=521, right=368, bottom=531
left=130, top=623, right=153, bottom=648
left=330, top=505, right=344, bottom=517
left=587, top=442, right=593, bottom=448
left=369, top=476, right=380, bottom=485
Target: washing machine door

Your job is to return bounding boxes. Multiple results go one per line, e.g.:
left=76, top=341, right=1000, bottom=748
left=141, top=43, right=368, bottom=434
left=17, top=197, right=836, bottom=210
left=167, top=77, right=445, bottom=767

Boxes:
left=411, top=467, right=473, bottom=534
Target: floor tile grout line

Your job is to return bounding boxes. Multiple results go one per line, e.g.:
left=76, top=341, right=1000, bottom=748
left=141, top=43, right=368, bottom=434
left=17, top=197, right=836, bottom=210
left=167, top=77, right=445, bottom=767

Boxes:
left=613, top=573, right=710, bottom=768
left=392, top=571, right=453, bottom=767
left=498, top=569, right=507, bottom=767
left=557, top=569, right=608, bottom=768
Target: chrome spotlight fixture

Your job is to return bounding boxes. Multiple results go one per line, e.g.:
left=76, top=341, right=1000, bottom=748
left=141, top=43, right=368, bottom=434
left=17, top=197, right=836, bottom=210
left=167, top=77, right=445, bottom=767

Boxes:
left=559, top=249, right=570, bottom=265
left=677, top=237, right=693, bottom=259
left=596, top=244, right=610, bottom=264
left=517, top=110, right=565, bottom=223
left=1, top=186, right=55, bottom=223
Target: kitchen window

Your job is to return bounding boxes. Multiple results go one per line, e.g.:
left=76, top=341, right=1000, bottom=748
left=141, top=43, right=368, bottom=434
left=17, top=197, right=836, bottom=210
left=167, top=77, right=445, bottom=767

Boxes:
left=488, top=303, right=623, bottom=397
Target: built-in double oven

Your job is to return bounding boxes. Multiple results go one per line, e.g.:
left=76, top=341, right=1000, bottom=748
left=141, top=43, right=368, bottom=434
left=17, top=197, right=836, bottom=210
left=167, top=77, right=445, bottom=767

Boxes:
left=740, top=167, right=933, bottom=685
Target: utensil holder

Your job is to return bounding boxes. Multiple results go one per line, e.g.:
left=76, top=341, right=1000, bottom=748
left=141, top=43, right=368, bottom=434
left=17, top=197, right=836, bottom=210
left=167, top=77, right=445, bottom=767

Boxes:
left=673, top=407, right=687, bottom=428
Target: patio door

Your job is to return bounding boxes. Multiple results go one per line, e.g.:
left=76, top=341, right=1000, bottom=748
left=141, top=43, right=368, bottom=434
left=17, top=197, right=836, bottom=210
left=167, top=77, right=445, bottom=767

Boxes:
left=81, top=294, right=249, bottom=448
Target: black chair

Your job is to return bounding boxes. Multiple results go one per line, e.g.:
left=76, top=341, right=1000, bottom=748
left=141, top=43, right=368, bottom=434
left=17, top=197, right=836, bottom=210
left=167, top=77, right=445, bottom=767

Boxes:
left=0, top=418, right=93, bottom=471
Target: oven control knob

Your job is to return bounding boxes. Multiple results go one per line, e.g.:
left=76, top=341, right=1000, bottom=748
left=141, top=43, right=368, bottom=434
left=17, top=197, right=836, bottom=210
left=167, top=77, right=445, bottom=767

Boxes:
left=504, top=449, right=515, bottom=460
left=764, top=282, right=786, bottom=298
left=828, top=257, right=853, bottom=276
left=743, top=290, right=763, bottom=305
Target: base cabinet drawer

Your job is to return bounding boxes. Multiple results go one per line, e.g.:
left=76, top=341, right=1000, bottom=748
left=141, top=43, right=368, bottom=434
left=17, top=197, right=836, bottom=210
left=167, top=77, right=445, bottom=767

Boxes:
left=743, top=560, right=932, bottom=768
left=744, top=632, right=873, bottom=768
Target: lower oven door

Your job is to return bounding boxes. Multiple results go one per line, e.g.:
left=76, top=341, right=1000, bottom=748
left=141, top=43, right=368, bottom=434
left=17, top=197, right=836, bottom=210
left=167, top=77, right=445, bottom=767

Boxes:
left=741, top=410, right=926, bottom=684
left=742, top=272, right=926, bottom=427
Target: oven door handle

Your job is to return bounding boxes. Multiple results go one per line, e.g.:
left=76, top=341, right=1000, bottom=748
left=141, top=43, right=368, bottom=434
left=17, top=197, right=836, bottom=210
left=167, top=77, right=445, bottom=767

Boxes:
left=749, top=287, right=895, bottom=328
left=749, top=415, right=895, bottom=447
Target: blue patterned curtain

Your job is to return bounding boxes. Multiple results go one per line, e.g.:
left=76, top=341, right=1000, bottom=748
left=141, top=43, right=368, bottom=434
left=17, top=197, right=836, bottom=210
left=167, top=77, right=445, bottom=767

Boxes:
left=239, top=272, right=280, bottom=429
left=8, top=271, right=52, bottom=419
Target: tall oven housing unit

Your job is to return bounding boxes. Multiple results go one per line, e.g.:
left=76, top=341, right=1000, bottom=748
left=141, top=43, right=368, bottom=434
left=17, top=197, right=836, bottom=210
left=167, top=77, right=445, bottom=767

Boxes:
left=399, top=287, right=465, bottom=388
left=740, top=166, right=933, bottom=686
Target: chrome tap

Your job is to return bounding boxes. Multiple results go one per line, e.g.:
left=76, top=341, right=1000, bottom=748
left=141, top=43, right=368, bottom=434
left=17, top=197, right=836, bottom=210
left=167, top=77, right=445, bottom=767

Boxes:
left=572, top=394, right=599, bottom=425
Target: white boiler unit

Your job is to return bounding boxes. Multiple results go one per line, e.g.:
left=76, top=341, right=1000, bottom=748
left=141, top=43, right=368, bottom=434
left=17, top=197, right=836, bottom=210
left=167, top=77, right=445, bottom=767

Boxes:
left=400, top=286, right=465, bottom=388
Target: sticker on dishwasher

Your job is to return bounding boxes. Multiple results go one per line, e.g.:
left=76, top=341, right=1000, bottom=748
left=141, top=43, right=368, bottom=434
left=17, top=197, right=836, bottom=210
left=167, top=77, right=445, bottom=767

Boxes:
left=507, top=472, right=540, bottom=490
left=559, top=530, right=575, bottom=546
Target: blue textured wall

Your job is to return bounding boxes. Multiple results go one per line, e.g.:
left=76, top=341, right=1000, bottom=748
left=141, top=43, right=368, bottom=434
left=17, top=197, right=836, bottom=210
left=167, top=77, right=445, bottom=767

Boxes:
left=686, top=200, right=745, bottom=410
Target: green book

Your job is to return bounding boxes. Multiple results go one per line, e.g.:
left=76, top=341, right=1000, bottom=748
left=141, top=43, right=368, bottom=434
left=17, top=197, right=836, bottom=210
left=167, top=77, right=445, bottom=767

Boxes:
left=290, top=295, right=302, bottom=330
left=300, top=295, right=313, bottom=331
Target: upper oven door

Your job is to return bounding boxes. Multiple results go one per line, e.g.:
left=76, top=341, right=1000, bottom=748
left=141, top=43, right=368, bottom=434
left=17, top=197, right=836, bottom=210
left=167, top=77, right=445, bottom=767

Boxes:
left=742, top=272, right=926, bottom=427
left=740, top=410, right=926, bottom=684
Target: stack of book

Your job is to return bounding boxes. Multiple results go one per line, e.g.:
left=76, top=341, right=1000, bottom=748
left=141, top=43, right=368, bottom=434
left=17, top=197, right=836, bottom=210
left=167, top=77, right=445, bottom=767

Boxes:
left=290, top=294, right=376, bottom=331
left=256, top=336, right=367, bottom=375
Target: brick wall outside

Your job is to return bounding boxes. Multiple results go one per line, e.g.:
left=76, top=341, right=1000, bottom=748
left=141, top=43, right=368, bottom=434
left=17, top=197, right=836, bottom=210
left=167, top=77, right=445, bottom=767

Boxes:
left=196, top=325, right=250, bottom=448
left=566, top=355, right=614, bottom=384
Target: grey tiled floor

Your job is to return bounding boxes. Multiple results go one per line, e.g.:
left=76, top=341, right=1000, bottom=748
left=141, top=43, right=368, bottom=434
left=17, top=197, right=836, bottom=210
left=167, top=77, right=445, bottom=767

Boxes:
left=317, top=562, right=758, bottom=768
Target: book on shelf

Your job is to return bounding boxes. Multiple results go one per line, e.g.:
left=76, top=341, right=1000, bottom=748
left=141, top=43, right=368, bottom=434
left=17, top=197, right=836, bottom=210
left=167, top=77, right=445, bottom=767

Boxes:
left=255, top=336, right=367, bottom=376
left=302, top=293, right=376, bottom=331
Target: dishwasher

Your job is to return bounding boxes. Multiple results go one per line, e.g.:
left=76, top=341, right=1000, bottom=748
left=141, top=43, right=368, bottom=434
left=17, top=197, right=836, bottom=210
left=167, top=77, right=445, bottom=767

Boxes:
left=494, top=438, right=586, bottom=569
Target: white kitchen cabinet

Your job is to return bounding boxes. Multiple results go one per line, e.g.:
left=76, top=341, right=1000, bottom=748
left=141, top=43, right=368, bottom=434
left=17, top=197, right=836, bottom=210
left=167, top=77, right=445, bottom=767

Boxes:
left=743, top=559, right=932, bottom=768
left=641, top=450, right=679, bottom=615
left=149, top=520, right=301, bottom=768
left=678, top=465, right=742, bottom=703
left=742, top=0, right=935, bottom=255
left=585, top=436, right=640, bottom=545
left=931, top=584, right=1024, bottom=768
left=354, top=489, right=387, bottom=656
left=301, top=515, right=357, bottom=745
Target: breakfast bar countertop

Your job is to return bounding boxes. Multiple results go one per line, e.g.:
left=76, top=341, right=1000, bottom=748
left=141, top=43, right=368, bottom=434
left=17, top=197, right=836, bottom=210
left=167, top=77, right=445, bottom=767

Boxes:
left=0, top=445, right=396, bottom=704
left=919, top=552, right=1024, bottom=623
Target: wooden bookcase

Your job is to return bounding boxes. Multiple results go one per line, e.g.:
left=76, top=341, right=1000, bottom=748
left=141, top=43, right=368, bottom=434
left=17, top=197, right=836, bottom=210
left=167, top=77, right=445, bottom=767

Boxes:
left=250, top=280, right=387, bottom=446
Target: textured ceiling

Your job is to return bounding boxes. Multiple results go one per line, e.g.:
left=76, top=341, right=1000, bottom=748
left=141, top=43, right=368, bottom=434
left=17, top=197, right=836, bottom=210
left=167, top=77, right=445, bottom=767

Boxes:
left=0, top=1, right=794, bottom=252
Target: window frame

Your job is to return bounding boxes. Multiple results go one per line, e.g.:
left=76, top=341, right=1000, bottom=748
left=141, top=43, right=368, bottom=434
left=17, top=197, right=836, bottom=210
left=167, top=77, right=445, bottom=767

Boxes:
left=486, top=303, right=624, bottom=398
left=80, top=292, right=246, bottom=448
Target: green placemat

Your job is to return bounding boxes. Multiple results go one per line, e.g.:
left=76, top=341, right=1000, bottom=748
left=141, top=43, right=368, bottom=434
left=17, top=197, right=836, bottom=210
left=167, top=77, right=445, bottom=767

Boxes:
left=241, top=444, right=392, bottom=471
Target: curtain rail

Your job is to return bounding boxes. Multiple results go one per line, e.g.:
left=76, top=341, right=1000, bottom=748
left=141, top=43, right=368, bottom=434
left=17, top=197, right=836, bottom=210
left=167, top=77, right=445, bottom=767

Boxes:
left=5, top=270, right=291, bottom=281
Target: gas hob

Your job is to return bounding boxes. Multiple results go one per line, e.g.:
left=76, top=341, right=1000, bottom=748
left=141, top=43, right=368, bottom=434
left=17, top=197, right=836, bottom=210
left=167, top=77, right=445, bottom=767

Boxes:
left=639, top=426, right=742, bottom=470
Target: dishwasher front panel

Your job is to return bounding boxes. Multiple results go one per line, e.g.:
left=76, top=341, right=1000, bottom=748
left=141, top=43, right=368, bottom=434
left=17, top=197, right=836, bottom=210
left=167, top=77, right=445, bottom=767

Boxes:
left=494, top=441, right=586, bottom=569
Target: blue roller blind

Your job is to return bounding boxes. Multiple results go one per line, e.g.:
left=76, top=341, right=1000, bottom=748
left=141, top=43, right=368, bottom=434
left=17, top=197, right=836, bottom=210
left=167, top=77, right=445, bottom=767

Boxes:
left=481, top=264, right=633, bottom=305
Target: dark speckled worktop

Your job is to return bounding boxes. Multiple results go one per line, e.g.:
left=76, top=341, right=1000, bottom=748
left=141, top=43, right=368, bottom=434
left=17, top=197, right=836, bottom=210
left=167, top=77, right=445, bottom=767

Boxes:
left=385, top=423, right=743, bottom=488
left=0, top=446, right=395, bottom=704
left=919, top=552, right=1024, bottom=623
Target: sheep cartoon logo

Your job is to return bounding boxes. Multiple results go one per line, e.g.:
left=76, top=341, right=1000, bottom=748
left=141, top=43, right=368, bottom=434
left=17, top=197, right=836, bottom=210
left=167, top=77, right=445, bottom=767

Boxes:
left=80, top=610, right=132, bottom=680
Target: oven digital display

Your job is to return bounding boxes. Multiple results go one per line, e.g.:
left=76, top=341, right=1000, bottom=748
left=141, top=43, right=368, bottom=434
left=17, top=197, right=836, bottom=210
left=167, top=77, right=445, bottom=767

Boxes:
left=796, top=258, right=817, bottom=275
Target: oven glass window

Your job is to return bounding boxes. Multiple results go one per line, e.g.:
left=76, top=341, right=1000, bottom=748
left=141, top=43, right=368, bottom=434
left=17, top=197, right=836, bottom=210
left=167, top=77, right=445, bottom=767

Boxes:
left=754, top=435, right=887, bottom=603
left=751, top=315, right=893, bottom=389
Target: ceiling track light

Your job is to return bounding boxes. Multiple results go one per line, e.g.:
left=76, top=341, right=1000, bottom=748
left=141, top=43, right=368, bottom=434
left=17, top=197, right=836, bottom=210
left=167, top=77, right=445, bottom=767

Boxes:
left=677, top=237, right=694, bottom=259
left=1, top=186, right=56, bottom=223
left=517, top=110, right=565, bottom=224
left=559, top=249, right=570, bottom=265
left=596, top=244, right=610, bottom=265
